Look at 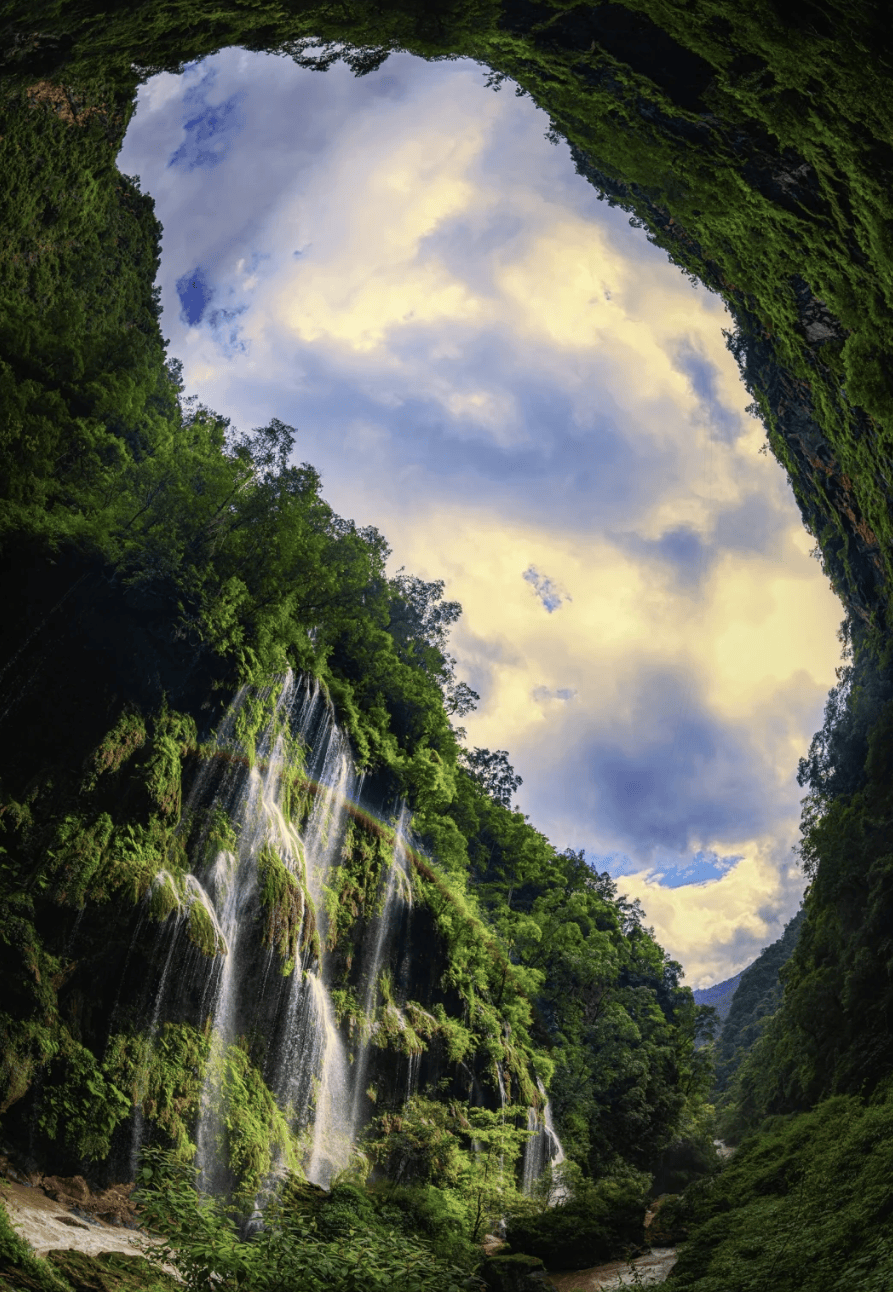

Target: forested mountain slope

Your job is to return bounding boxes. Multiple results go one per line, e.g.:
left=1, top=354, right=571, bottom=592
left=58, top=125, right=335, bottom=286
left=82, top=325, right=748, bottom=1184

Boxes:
left=691, top=971, right=745, bottom=1035
left=708, top=906, right=806, bottom=1098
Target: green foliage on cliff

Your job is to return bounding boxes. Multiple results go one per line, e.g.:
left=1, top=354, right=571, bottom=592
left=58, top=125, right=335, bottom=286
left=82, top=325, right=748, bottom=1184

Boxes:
left=324, top=821, right=392, bottom=952
left=707, top=905, right=805, bottom=1101
left=257, top=840, right=317, bottom=966
left=432, top=771, right=717, bottom=1179
left=134, top=1144, right=480, bottom=1292
left=105, top=1022, right=210, bottom=1158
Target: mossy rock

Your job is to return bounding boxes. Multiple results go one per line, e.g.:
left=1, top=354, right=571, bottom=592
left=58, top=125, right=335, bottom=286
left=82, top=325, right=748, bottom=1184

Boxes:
left=279, top=1174, right=330, bottom=1220
left=647, top=1193, right=687, bottom=1245
left=480, top=1252, right=554, bottom=1292
left=185, top=893, right=225, bottom=956
left=47, top=1250, right=180, bottom=1290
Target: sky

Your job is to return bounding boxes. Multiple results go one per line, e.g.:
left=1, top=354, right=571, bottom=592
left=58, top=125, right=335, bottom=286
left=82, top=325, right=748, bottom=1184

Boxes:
left=116, top=44, right=846, bottom=990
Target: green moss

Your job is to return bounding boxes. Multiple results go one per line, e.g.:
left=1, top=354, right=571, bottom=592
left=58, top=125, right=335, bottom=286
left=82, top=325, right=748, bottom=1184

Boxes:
left=323, top=817, right=392, bottom=950
left=105, top=818, right=183, bottom=907
left=403, top=1001, right=438, bottom=1043
left=185, top=889, right=226, bottom=958
left=197, top=1036, right=301, bottom=1200
left=205, top=804, right=239, bottom=856
left=431, top=1004, right=475, bottom=1064
left=373, top=1002, right=425, bottom=1056
left=143, top=711, right=196, bottom=821
left=146, top=868, right=181, bottom=922
left=35, top=1036, right=131, bottom=1159
left=280, top=772, right=315, bottom=833
left=256, top=840, right=312, bottom=965
left=46, top=1250, right=181, bottom=1292
left=231, top=682, right=284, bottom=769
left=46, top=811, right=114, bottom=906
left=328, top=986, right=357, bottom=1025
left=80, top=709, right=146, bottom=792
left=102, top=1022, right=211, bottom=1159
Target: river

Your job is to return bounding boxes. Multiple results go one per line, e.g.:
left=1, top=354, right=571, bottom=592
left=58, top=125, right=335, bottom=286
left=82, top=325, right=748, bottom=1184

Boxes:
left=544, top=1140, right=736, bottom=1290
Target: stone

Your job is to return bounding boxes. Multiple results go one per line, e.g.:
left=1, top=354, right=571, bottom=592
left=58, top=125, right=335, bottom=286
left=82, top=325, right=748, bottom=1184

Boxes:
left=42, top=1175, right=91, bottom=1203
left=480, top=1252, right=558, bottom=1292
left=55, top=1213, right=92, bottom=1229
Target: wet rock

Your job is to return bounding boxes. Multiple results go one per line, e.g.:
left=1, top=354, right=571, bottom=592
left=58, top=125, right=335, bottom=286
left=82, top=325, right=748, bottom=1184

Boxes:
left=0, top=1146, right=43, bottom=1187
left=40, top=1177, right=140, bottom=1228
left=55, top=1214, right=92, bottom=1230
left=2, top=1161, right=40, bottom=1187
left=43, top=1174, right=92, bottom=1204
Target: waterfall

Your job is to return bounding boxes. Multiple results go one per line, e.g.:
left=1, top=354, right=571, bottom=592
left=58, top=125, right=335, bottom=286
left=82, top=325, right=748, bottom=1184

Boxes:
left=521, top=1105, right=540, bottom=1196
left=521, top=1078, right=569, bottom=1204
left=404, top=1051, right=420, bottom=1105
left=123, top=672, right=351, bottom=1187
left=121, top=664, right=582, bottom=1213
left=306, top=975, right=354, bottom=1188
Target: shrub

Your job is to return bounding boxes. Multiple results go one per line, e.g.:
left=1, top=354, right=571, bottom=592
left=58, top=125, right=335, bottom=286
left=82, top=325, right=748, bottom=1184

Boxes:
left=504, top=1169, right=650, bottom=1270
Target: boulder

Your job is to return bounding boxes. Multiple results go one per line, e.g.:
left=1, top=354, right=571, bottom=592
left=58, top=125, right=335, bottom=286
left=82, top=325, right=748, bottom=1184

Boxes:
left=40, top=1176, right=142, bottom=1228
left=480, top=1253, right=557, bottom=1292
left=42, top=1174, right=91, bottom=1204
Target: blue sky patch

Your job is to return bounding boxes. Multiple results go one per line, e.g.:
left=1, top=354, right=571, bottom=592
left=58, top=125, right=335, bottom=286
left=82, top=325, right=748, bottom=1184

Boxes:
left=523, top=566, right=572, bottom=612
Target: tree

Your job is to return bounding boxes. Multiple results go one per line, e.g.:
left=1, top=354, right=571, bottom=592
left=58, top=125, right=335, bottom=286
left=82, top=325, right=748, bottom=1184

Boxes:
left=386, top=568, right=480, bottom=719
left=456, top=748, right=522, bottom=809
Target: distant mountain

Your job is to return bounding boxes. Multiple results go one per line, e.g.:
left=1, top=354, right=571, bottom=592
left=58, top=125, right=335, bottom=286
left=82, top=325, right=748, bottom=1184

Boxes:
left=692, top=969, right=748, bottom=1028
left=688, top=906, right=808, bottom=1081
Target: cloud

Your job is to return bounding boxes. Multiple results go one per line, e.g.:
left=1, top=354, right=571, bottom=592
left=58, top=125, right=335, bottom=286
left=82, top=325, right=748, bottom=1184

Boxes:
left=670, top=337, right=742, bottom=445
left=118, top=45, right=846, bottom=989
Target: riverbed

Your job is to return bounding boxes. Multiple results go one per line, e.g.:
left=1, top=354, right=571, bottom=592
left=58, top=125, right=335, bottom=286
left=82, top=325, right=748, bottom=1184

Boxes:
left=544, top=1140, right=736, bottom=1290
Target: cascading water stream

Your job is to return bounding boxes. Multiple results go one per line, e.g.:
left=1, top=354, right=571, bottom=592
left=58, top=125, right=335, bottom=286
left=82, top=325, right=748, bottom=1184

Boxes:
left=521, top=1077, right=568, bottom=1204
left=193, top=674, right=303, bottom=1194
left=404, top=1051, right=421, bottom=1105
left=127, top=670, right=367, bottom=1192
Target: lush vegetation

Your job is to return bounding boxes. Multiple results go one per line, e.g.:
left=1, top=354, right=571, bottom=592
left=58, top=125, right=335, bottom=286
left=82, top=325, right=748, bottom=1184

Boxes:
left=1, top=1, right=893, bottom=1290
left=658, top=1088, right=893, bottom=1292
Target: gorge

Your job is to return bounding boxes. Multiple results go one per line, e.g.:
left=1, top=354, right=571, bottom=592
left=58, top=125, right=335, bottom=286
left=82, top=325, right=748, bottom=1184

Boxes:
left=1, top=3, right=893, bottom=1292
